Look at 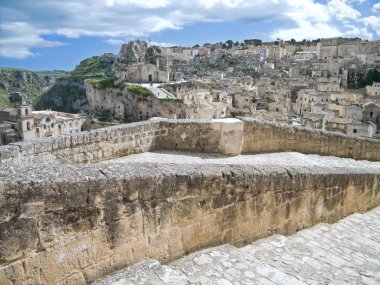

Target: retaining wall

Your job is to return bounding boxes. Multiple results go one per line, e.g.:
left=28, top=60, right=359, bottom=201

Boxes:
left=241, top=117, right=380, bottom=160
left=2, top=117, right=380, bottom=164
left=0, top=163, right=379, bottom=284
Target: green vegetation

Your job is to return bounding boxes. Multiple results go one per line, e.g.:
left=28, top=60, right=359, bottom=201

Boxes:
left=34, top=77, right=86, bottom=113
left=231, top=110, right=245, bottom=117
left=365, top=68, right=380, bottom=86
left=123, top=117, right=141, bottom=123
left=98, top=115, right=116, bottom=123
left=87, top=78, right=116, bottom=89
left=70, top=55, right=116, bottom=80
left=123, top=84, right=154, bottom=97
left=35, top=54, right=117, bottom=112
left=0, top=68, right=68, bottom=109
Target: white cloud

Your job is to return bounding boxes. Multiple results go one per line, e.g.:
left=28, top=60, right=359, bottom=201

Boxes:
left=363, top=15, right=380, bottom=36
left=372, top=2, right=380, bottom=12
left=271, top=20, right=342, bottom=41
left=328, top=0, right=361, bottom=21
left=0, top=0, right=377, bottom=58
left=104, top=39, right=124, bottom=45
left=0, top=22, right=65, bottom=58
left=150, top=41, right=176, bottom=47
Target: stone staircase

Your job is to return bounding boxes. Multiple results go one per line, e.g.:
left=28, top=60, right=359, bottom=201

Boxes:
left=95, top=207, right=380, bottom=285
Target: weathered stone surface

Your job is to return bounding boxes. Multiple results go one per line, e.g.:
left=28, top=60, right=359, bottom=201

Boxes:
left=96, top=206, right=380, bottom=285
left=1, top=118, right=380, bottom=164
left=0, top=159, right=379, bottom=284
left=241, top=117, right=380, bottom=160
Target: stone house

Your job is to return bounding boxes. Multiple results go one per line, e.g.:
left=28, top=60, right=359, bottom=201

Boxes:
left=295, top=89, right=329, bottom=115
left=326, top=117, right=377, bottom=137
left=363, top=102, right=380, bottom=128
left=346, top=121, right=377, bottom=137
left=0, top=95, right=88, bottom=144
left=315, top=76, right=341, bottom=92
left=366, top=82, right=380, bottom=97
left=344, top=105, right=363, bottom=121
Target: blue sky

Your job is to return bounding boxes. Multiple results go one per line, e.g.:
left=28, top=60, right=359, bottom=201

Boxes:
left=1, top=0, right=379, bottom=71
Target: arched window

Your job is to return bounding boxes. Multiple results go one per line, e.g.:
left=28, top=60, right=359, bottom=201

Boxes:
left=25, top=109, right=28, bottom=116
left=27, top=121, right=31, bottom=130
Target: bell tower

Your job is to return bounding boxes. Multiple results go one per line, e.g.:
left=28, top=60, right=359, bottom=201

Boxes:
left=16, top=94, right=34, bottom=140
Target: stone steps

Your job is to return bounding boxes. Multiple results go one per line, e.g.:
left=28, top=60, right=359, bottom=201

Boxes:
left=94, top=207, right=380, bottom=285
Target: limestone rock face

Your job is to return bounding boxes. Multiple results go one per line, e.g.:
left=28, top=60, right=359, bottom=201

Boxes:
left=119, top=40, right=148, bottom=65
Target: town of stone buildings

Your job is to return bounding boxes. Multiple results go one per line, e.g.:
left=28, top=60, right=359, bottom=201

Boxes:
left=3, top=37, right=380, bottom=144
left=1, top=36, right=380, bottom=284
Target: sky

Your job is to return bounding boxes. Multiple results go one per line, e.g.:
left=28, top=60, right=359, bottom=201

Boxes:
left=1, top=0, right=380, bottom=71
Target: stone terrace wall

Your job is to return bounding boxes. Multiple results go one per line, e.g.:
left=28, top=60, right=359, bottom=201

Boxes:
left=0, top=120, right=161, bottom=164
left=0, top=163, right=379, bottom=284
left=2, top=117, right=380, bottom=164
left=158, top=118, right=243, bottom=156
left=0, top=118, right=244, bottom=164
left=241, top=117, right=380, bottom=161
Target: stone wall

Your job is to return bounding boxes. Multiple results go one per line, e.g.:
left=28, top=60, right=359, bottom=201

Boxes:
left=241, top=117, right=380, bottom=161
left=158, top=118, right=243, bottom=156
left=0, top=118, right=244, bottom=163
left=0, top=162, right=379, bottom=284
left=0, top=120, right=161, bottom=164
left=2, top=117, right=380, bottom=164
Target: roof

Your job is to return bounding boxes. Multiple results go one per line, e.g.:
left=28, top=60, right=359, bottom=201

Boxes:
left=328, top=118, right=353, bottom=124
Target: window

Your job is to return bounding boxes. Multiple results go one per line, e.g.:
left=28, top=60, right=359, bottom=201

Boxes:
left=370, top=111, right=374, bottom=118
left=25, top=109, right=28, bottom=116
left=27, top=121, right=31, bottom=131
left=353, top=129, right=357, bottom=134
left=44, top=124, right=46, bottom=129
left=51, top=123, right=54, bottom=127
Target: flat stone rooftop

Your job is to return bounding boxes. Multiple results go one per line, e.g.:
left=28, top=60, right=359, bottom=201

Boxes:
left=95, top=206, right=380, bottom=285
left=99, top=151, right=380, bottom=172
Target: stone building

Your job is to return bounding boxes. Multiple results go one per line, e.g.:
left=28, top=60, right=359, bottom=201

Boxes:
left=0, top=94, right=88, bottom=145
left=366, top=82, right=380, bottom=97
left=315, top=76, right=341, bottom=92
left=363, top=102, right=380, bottom=127
left=117, top=40, right=170, bottom=83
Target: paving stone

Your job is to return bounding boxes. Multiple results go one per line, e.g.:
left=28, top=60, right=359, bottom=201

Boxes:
left=95, top=207, right=380, bottom=285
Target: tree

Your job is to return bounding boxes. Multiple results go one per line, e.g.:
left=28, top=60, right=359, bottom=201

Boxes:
left=226, top=40, right=234, bottom=49
left=365, top=68, right=380, bottom=86
left=290, top=38, right=296, bottom=45
left=235, top=41, right=240, bottom=47
left=244, top=39, right=262, bottom=46
left=192, top=44, right=200, bottom=48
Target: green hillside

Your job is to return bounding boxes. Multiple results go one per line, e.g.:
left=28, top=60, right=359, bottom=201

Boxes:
left=0, top=68, right=67, bottom=109
left=34, top=54, right=117, bottom=113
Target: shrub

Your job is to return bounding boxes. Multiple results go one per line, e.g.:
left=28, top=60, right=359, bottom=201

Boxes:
left=124, top=84, right=154, bottom=97
left=87, top=78, right=116, bottom=89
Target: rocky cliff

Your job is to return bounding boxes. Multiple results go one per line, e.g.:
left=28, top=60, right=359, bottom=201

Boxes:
left=35, top=54, right=117, bottom=113
left=0, top=68, right=66, bottom=109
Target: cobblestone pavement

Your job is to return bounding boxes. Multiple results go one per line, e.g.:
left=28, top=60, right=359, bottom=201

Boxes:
left=95, top=207, right=380, bottom=285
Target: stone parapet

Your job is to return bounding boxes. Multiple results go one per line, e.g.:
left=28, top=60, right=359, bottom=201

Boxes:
left=241, top=117, right=380, bottom=161
left=0, top=162, right=379, bottom=284
left=2, top=117, right=380, bottom=164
